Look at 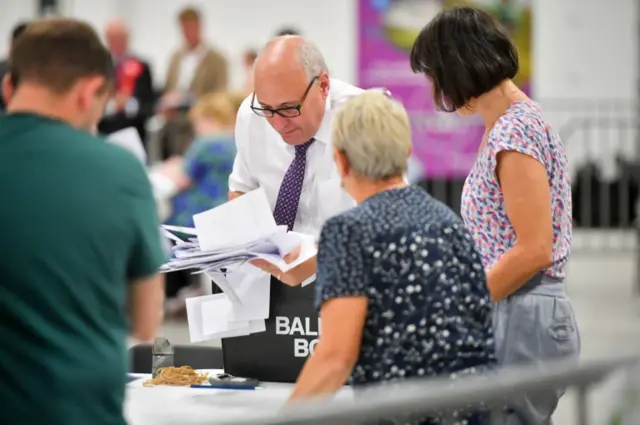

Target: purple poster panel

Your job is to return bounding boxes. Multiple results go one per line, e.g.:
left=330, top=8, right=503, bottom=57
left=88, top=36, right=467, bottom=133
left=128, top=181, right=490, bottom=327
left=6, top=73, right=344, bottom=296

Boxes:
left=357, top=0, right=532, bottom=178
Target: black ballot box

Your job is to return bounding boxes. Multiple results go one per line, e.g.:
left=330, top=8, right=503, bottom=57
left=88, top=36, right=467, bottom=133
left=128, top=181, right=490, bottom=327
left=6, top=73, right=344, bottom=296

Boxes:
left=212, top=275, right=320, bottom=383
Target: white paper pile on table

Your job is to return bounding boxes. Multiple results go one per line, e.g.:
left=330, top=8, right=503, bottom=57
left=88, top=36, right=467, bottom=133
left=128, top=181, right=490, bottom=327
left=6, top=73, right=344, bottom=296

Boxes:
left=159, top=188, right=317, bottom=343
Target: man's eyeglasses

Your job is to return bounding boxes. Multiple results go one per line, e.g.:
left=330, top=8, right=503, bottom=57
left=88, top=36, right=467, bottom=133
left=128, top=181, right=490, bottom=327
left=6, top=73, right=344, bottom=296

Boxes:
left=250, top=76, right=318, bottom=118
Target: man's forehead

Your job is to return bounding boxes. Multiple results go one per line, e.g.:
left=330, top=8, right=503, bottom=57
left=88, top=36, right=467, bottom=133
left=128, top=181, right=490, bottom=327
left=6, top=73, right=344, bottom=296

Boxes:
left=255, top=93, right=299, bottom=108
left=254, top=73, right=307, bottom=106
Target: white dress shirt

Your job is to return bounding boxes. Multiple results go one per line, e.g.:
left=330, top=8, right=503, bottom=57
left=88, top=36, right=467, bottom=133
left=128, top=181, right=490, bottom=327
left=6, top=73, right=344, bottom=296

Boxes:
left=177, top=45, right=206, bottom=92
left=229, top=78, right=362, bottom=241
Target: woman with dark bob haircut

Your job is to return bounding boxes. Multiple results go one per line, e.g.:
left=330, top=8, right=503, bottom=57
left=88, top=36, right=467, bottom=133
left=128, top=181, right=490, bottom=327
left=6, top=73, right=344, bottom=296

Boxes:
left=411, top=6, right=580, bottom=425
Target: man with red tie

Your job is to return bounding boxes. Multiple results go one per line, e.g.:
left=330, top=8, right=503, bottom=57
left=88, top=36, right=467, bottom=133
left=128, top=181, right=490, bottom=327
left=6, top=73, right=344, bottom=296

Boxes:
left=98, top=19, right=155, bottom=146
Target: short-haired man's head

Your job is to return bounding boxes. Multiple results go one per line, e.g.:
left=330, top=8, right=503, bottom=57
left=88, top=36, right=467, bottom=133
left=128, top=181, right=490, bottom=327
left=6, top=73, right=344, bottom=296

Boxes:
left=6, top=19, right=113, bottom=131
left=178, top=7, right=202, bottom=48
left=7, top=21, right=28, bottom=57
left=178, top=7, right=201, bottom=23
left=11, top=21, right=29, bottom=44
left=10, top=18, right=114, bottom=95
left=332, top=91, right=411, bottom=182
left=105, top=20, right=129, bottom=57
left=410, top=6, right=518, bottom=112
left=253, top=37, right=330, bottom=145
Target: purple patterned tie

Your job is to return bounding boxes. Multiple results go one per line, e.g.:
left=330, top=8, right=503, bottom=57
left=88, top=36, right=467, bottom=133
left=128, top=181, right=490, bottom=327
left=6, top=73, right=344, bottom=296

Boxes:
left=273, top=139, right=314, bottom=231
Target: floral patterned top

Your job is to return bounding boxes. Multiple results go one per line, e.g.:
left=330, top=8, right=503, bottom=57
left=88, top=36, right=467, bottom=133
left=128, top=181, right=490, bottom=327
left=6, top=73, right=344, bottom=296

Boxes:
left=460, top=100, right=572, bottom=279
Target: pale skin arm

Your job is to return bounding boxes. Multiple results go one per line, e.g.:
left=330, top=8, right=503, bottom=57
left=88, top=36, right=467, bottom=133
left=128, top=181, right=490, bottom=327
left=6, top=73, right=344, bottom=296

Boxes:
left=486, top=151, right=554, bottom=301
left=251, top=255, right=316, bottom=286
left=128, top=274, right=165, bottom=341
left=286, top=297, right=368, bottom=404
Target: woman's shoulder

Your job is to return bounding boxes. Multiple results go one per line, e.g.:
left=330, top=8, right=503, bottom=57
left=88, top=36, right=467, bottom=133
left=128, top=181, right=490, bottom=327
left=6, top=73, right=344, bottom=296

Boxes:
left=493, top=100, right=552, bottom=139
left=490, top=100, right=538, bottom=134
left=484, top=99, right=558, bottom=165
left=323, top=208, right=362, bottom=233
left=320, top=205, right=379, bottom=247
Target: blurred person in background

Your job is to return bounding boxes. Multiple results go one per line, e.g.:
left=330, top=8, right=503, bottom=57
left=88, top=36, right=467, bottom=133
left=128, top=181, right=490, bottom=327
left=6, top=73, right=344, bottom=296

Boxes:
left=242, top=48, right=258, bottom=95
left=158, top=6, right=229, bottom=158
left=0, top=19, right=165, bottom=425
left=411, top=6, right=579, bottom=425
left=157, top=92, right=238, bottom=229
left=0, top=21, right=28, bottom=111
left=288, top=91, right=496, bottom=425
left=151, top=91, right=239, bottom=314
left=98, top=19, right=155, bottom=145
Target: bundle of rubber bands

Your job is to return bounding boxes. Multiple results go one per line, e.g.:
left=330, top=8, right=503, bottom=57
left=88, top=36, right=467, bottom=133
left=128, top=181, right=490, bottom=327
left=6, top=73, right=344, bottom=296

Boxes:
left=143, top=366, right=209, bottom=387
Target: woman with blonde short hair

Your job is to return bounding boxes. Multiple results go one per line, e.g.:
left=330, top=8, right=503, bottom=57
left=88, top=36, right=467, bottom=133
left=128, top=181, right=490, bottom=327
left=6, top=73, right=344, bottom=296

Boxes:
left=287, top=91, right=496, bottom=425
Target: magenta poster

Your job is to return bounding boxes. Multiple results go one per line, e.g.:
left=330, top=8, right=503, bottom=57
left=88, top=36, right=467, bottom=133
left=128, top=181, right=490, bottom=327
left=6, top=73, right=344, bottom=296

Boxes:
left=357, top=0, right=532, bottom=178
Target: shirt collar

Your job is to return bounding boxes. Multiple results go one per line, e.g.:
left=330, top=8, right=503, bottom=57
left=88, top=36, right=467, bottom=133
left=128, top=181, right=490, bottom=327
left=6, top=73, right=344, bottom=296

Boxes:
left=312, top=90, right=333, bottom=145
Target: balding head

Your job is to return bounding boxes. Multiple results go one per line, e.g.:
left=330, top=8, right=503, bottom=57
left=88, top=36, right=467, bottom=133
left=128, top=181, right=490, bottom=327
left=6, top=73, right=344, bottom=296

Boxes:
left=104, top=19, right=129, bottom=57
left=252, top=36, right=330, bottom=145
left=255, top=36, right=327, bottom=82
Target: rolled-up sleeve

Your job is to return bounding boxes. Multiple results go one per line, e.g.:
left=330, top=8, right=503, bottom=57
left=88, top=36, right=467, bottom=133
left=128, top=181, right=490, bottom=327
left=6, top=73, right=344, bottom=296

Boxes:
left=228, top=108, right=258, bottom=193
left=315, top=214, right=369, bottom=309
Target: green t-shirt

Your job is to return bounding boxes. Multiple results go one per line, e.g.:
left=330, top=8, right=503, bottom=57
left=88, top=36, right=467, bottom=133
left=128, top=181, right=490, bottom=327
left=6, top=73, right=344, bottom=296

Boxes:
left=0, top=113, right=165, bottom=425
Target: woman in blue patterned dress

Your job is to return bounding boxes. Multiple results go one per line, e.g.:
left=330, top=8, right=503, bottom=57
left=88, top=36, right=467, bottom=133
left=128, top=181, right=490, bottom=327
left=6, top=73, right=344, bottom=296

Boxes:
left=286, top=91, right=496, bottom=425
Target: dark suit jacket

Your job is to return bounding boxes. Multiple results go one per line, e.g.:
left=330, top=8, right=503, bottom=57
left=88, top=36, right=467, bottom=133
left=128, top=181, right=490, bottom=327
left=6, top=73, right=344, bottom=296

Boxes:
left=0, top=59, right=8, bottom=111
left=98, top=55, right=155, bottom=144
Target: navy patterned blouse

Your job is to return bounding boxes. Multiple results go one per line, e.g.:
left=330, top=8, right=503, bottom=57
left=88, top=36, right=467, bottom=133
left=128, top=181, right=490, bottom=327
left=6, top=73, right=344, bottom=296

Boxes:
left=315, top=186, right=496, bottom=425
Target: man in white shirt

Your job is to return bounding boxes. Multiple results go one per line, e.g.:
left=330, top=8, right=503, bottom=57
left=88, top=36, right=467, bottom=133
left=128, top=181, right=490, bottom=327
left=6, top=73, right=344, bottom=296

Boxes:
left=230, top=36, right=360, bottom=285
left=221, top=36, right=360, bottom=382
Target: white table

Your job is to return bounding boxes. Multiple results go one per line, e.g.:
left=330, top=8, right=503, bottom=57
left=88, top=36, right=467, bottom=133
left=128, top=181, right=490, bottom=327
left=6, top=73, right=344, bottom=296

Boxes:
left=125, top=369, right=353, bottom=425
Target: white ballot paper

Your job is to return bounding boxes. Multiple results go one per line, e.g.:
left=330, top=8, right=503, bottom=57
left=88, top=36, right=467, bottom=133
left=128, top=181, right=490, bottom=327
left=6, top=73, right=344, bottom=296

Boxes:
left=106, top=127, right=147, bottom=164
left=161, top=188, right=317, bottom=343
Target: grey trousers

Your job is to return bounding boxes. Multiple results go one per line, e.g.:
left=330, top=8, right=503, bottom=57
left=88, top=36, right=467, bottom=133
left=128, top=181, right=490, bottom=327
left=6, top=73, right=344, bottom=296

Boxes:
left=493, top=274, right=581, bottom=425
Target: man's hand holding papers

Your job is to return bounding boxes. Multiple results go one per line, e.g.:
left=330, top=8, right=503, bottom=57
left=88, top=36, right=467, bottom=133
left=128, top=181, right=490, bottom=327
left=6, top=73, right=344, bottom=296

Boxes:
left=158, top=188, right=318, bottom=343
left=250, top=244, right=317, bottom=287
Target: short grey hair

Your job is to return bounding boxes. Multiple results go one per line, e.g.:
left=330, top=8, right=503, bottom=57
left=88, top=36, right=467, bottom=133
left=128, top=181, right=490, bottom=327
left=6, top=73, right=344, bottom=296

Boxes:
left=332, top=91, right=411, bottom=181
left=297, top=39, right=328, bottom=81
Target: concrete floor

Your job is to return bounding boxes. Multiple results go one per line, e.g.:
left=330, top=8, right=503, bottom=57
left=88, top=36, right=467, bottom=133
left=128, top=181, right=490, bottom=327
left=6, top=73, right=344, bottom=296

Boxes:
left=153, top=248, right=640, bottom=425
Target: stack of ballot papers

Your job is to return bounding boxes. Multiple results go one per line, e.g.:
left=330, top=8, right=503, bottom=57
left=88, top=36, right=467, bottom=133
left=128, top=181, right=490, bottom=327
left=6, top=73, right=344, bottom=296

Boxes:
left=159, top=188, right=317, bottom=343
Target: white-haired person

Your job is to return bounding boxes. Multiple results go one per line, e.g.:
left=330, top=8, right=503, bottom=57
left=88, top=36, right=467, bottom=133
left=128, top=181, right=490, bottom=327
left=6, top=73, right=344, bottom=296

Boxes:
left=286, top=91, right=497, bottom=425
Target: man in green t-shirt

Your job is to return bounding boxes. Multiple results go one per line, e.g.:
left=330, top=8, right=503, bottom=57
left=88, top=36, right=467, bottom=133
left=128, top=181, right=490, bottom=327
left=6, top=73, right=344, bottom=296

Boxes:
left=0, top=19, right=165, bottom=425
